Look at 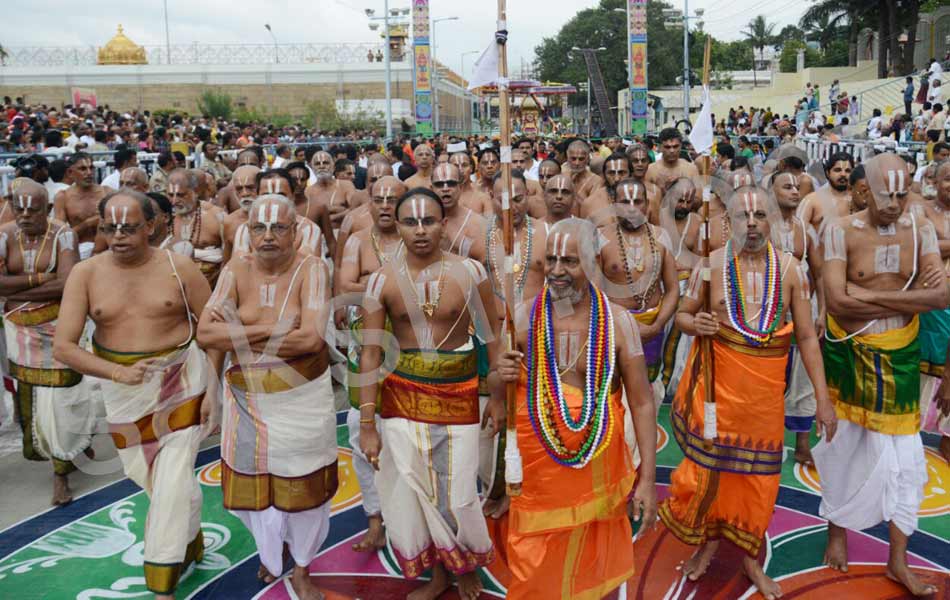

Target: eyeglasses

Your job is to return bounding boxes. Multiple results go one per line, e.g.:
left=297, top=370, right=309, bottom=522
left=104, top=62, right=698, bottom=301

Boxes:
left=100, top=223, right=145, bottom=236
left=433, top=180, right=459, bottom=189
left=249, top=223, right=293, bottom=236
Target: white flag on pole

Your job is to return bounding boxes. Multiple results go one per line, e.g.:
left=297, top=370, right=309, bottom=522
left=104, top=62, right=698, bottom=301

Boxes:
left=689, top=85, right=714, bottom=154
left=467, top=40, right=500, bottom=91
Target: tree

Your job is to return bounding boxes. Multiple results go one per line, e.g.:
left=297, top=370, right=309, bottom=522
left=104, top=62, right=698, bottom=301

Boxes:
left=773, top=25, right=806, bottom=50
left=779, top=40, right=821, bottom=73
left=196, top=90, right=233, bottom=120
left=533, top=0, right=682, bottom=104
left=743, top=15, right=776, bottom=87
left=800, top=0, right=869, bottom=67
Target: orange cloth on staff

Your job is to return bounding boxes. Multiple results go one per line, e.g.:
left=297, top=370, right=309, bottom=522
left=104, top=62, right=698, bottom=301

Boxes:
left=659, top=323, right=791, bottom=557
left=507, top=367, right=637, bottom=600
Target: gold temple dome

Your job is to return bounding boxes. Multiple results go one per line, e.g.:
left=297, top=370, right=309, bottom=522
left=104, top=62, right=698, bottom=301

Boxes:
left=97, top=25, right=147, bottom=65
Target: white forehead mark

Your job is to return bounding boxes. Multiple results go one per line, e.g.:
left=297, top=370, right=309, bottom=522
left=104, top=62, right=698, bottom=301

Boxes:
left=381, top=185, right=394, bottom=205
left=621, top=184, right=634, bottom=202
left=241, top=176, right=253, bottom=186
left=269, top=204, right=279, bottom=224
left=266, top=179, right=276, bottom=194
left=169, top=183, right=180, bottom=195
left=560, top=233, right=570, bottom=257
left=257, top=204, right=267, bottom=223
left=885, top=169, right=906, bottom=194
left=17, top=195, right=32, bottom=209
left=121, top=206, right=128, bottom=225
left=551, top=232, right=561, bottom=258
left=110, top=206, right=117, bottom=223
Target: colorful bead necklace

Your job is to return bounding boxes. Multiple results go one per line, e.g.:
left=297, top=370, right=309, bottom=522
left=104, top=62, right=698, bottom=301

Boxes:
left=616, top=222, right=660, bottom=310
left=526, top=283, right=616, bottom=469
left=722, top=239, right=783, bottom=346
left=486, top=215, right=532, bottom=300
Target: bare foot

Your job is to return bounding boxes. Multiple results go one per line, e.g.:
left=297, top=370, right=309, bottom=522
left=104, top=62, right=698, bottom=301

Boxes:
left=482, top=495, right=510, bottom=519
left=457, top=571, right=483, bottom=600
left=940, top=436, right=950, bottom=466
left=887, top=559, right=938, bottom=596
left=52, top=474, right=73, bottom=506
left=682, top=540, right=719, bottom=581
left=84, top=446, right=96, bottom=460
left=290, top=565, right=324, bottom=600
left=257, top=564, right=276, bottom=584
left=743, top=555, right=782, bottom=599
left=793, top=432, right=814, bottom=466
left=407, top=563, right=451, bottom=600
left=823, top=523, right=848, bottom=572
left=351, top=515, right=386, bottom=552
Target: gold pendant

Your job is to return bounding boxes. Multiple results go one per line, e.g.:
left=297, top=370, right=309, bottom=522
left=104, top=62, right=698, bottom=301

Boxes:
left=513, top=263, right=522, bottom=273
left=421, top=303, right=436, bottom=317
left=635, top=262, right=644, bottom=273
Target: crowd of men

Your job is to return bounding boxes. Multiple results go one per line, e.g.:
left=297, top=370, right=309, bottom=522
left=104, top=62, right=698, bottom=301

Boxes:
left=0, top=117, right=946, bottom=600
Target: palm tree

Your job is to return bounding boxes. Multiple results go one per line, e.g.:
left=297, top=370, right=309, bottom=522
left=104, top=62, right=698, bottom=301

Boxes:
left=743, top=15, right=776, bottom=87
left=0, top=44, right=8, bottom=67
left=801, top=13, right=836, bottom=53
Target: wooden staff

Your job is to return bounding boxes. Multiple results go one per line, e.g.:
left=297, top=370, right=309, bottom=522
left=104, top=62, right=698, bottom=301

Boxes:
left=496, top=0, right=521, bottom=497
left=699, top=37, right=716, bottom=449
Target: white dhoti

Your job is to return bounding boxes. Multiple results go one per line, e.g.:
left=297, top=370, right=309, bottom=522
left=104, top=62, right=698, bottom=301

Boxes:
left=346, top=407, right=381, bottom=516
left=376, top=343, right=494, bottom=578
left=236, top=503, right=331, bottom=577
left=5, top=303, right=95, bottom=473
left=193, top=246, right=223, bottom=285
left=784, top=345, right=816, bottom=432
left=377, top=418, right=494, bottom=577
left=477, top=394, right=502, bottom=496
left=344, top=309, right=383, bottom=517
left=813, top=420, right=927, bottom=536
left=222, top=359, right=338, bottom=576
left=662, top=276, right=694, bottom=399
left=95, top=339, right=209, bottom=595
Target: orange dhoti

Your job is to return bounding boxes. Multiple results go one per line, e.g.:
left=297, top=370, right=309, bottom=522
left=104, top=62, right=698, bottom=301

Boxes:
left=507, top=369, right=637, bottom=600
left=659, top=324, right=791, bottom=557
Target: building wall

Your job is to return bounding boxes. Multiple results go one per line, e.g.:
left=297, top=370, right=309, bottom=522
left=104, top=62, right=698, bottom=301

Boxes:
left=0, top=62, right=471, bottom=128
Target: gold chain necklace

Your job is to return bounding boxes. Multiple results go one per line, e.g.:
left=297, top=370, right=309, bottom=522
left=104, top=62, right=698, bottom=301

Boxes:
left=617, top=223, right=660, bottom=310
left=371, top=230, right=402, bottom=265
left=404, top=252, right=447, bottom=317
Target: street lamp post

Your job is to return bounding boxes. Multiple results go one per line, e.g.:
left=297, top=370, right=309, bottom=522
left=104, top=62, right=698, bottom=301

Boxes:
left=664, top=4, right=704, bottom=121
left=461, top=50, right=479, bottom=134
left=163, top=0, right=172, bottom=65
left=431, top=16, right=459, bottom=133
left=264, top=24, right=278, bottom=64
left=366, top=4, right=410, bottom=144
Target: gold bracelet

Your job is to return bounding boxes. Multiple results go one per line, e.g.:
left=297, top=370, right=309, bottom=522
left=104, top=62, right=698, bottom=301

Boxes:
left=359, top=402, right=376, bottom=409
left=359, top=418, right=375, bottom=425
